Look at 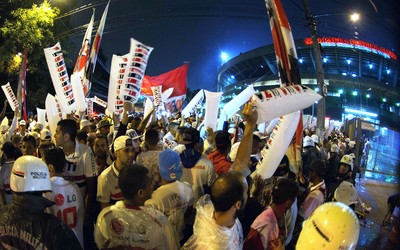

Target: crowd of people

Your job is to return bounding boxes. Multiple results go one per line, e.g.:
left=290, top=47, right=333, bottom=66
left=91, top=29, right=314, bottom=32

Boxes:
left=0, top=99, right=396, bottom=249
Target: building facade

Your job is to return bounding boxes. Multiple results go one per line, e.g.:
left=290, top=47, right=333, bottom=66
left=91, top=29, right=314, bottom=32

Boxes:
left=217, top=37, right=399, bottom=128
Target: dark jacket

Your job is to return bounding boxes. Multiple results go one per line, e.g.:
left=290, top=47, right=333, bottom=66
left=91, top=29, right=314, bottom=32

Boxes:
left=0, top=194, right=82, bottom=250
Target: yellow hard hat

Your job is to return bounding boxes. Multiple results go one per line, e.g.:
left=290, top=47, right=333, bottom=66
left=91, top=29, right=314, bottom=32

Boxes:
left=296, top=202, right=359, bottom=250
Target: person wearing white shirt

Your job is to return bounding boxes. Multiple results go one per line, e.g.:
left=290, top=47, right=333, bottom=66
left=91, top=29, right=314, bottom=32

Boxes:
left=145, top=149, right=194, bottom=241
left=43, top=146, right=84, bottom=248
left=95, top=164, right=179, bottom=249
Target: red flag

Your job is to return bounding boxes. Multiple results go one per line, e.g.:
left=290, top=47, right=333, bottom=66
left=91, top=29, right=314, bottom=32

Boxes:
left=141, top=64, right=188, bottom=98
left=85, top=1, right=109, bottom=96
left=17, top=49, right=27, bottom=120
left=266, top=0, right=303, bottom=171
left=74, top=10, right=94, bottom=96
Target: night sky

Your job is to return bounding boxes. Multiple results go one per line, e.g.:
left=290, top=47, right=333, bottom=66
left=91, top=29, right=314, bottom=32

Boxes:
left=61, top=0, right=399, bottom=92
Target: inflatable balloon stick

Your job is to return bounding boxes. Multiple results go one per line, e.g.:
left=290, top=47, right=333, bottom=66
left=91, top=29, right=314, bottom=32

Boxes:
left=223, top=84, right=255, bottom=118
left=250, top=85, right=321, bottom=124
left=161, top=88, right=174, bottom=102
left=44, top=42, right=76, bottom=114
left=253, top=111, right=300, bottom=179
left=204, top=90, right=222, bottom=131
left=36, top=108, right=46, bottom=126
left=71, top=73, right=87, bottom=112
left=1, top=83, right=18, bottom=111
left=46, top=94, right=62, bottom=137
left=182, top=89, right=204, bottom=118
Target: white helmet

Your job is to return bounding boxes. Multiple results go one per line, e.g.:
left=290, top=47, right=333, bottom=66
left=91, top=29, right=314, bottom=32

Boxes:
left=10, top=156, right=52, bottom=192
left=349, top=141, right=356, bottom=148
left=334, top=181, right=358, bottom=206
left=330, top=144, right=339, bottom=153
left=303, top=136, right=314, bottom=147
left=340, top=155, right=353, bottom=171
left=296, top=202, right=359, bottom=249
left=311, top=134, right=319, bottom=144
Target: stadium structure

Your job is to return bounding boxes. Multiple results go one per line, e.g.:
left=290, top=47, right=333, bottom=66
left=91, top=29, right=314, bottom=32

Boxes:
left=217, top=37, right=399, bottom=128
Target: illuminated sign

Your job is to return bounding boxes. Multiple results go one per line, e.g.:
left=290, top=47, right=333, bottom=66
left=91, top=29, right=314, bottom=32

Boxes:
left=304, top=37, right=397, bottom=60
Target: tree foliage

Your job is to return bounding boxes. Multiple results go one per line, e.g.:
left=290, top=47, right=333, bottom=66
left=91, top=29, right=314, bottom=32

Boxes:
left=0, top=1, right=59, bottom=74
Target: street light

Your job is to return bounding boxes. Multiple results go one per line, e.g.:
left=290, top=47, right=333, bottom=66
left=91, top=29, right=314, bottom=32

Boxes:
left=220, top=52, right=228, bottom=63
left=350, top=13, right=360, bottom=22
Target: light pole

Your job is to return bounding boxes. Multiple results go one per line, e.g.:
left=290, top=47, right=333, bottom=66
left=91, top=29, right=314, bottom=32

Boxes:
left=303, top=0, right=326, bottom=140
left=302, top=0, right=359, bottom=139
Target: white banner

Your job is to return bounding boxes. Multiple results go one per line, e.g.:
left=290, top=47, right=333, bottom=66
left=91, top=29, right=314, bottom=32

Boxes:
left=1, top=83, right=18, bottom=111
left=94, top=96, right=107, bottom=108
left=44, top=42, right=76, bottom=114
left=71, top=73, right=87, bottom=112
left=250, top=85, right=321, bottom=124
left=120, top=38, right=154, bottom=104
left=151, top=86, right=163, bottom=107
left=253, top=111, right=300, bottom=179
left=108, top=54, right=128, bottom=115
left=223, top=84, right=255, bottom=118
left=86, top=98, right=94, bottom=117
left=204, top=90, right=222, bottom=131
left=182, top=89, right=204, bottom=118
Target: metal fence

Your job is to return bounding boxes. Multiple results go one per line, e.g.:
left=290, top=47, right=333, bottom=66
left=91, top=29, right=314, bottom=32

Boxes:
left=347, top=118, right=400, bottom=183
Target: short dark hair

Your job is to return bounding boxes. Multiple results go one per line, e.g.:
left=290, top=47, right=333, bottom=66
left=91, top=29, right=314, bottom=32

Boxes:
left=211, top=171, right=245, bottom=212
left=57, top=119, right=78, bottom=141
left=272, top=178, right=299, bottom=204
left=22, top=135, right=37, bottom=147
left=1, top=142, right=21, bottom=160
left=215, top=130, right=231, bottom=152
left=182, top=127, right=200, bottom=149
left=119, top=164, right=149, bottom=201
left=144, top=129, right=159, bottom=147
left=76, top=130, right=88, bottom=143
left=44, top=146, right=66, bottom=173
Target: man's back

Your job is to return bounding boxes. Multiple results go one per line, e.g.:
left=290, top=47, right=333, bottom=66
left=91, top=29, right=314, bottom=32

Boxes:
left=182, top=195, right=244, bottom=250
left=45, top=176, right=85, bottom=247
left=180, top=154, right=215, bottom=205
left=145, top=180, right=194, bottom=239
left=0, top=196, right=82, bottom=249
left=95, top=201, right=178, bottom=249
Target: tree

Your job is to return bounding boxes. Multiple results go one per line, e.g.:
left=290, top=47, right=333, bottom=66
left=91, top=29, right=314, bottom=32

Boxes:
left=0, top=1, right=59, bottom=74
left=0, top=0, right=60, bottom=110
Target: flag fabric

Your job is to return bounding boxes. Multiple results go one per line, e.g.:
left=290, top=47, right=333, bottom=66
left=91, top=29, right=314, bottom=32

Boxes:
left=108, top=54, right=128, bottom=115
left=265, top=0, right=303, bottom=172
left=73, top=10, right=95, bottom=96
left=1, top=83, right=18, bottom=111
left=44, top=42, right=76, bottom=114
left=120, top=38, right=154, bottom=104
left=16, top=49, right=27, bottom=120
left=85, top=1, right=110, bottom=96
left=141, top=64, right=188, bottom=113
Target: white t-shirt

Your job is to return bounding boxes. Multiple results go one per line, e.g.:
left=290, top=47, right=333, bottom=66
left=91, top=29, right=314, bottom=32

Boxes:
left=180, top=156, right=215, bottom=205
left=62, top=141, right=98, bottom=197
left=136, top=150, right=162, bottom=184
left=163, top=132, right=178, bottom=150
left=97, top=162, right=122, bottom=205
left=182, top=195, right=244, bottom=250
left=94, top=201, right=179, bottom=249
left=299, top=181, right=326, bottom=220
left=145, top=181, right=194, bottom=240
left=45, top=176, right=84, bottom=248
left=0, top=161, right=14, bottom=205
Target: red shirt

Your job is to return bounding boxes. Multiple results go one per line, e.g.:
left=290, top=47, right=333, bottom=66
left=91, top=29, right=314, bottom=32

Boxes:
left=207, top=150, right=232, bottom=175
